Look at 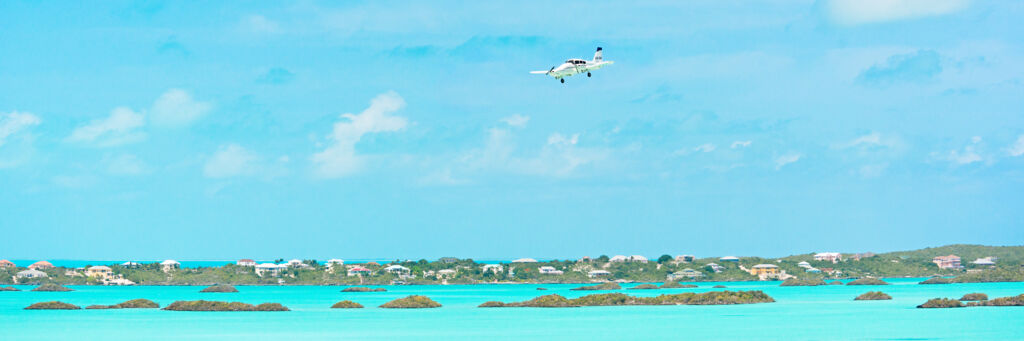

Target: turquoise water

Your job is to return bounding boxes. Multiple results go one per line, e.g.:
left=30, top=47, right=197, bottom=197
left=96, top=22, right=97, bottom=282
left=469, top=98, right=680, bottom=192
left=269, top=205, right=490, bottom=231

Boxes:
left=2, top=278, right=1022, bottom=340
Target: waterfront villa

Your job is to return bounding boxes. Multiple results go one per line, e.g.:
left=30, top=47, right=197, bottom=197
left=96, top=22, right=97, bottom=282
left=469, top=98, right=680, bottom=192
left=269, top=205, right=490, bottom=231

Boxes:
left=511, top=258, right=537, bottom=263
left=705, top=263, right=725, bottom=273
left=86, top=266, right=113, bottom=280
left=588, top=270, right=611, bottom=278
left=161, top=260, right=180, bottom=272
left=326, top=259, right=345, bottom=271
left=255, top=263, right=284, bottom=277
left=237, top=259, right=256, bottom=267
left=667, top=268, right=703, bottom=281
left=629, top=255, right=649, bottom=263
left=720, top=256, right=739, bottom=262
left=17, top=269, right=47, bottom=279
left=814, top=252, right=842, bottom=263
left=749, top=264, right=780, bottom=277
left=971, top=257, right=997, bottom=266
left=797, top=261, right=812, bottom=268
left=29, top=261, right=54, bottom=270
left=347, top=266, right=372, bottom=276
left=384, top=265, right=411, bottom=276
left=539, top=266, right=564, bottom=275
left=0, top=260, right=14, bottom=268
left=482, top=264, right=504, bottom=274
left=437, top=269, right=457, bottom=279
left=932, top=255, right=963, bottom=269
left=675, top=255, right=695, bottom=263
left=609, top=255, right=629, bottom=262
left=805, top=267, right=821, bottom=273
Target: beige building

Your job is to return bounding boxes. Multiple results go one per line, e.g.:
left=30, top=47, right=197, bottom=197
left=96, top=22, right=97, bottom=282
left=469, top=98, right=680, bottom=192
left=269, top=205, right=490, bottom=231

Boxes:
left=86, top=266, right=113, bottom=280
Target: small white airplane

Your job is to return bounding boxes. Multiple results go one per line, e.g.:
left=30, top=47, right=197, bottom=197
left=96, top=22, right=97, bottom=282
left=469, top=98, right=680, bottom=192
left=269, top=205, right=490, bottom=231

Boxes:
left=531, top=47, right=614, bottom=83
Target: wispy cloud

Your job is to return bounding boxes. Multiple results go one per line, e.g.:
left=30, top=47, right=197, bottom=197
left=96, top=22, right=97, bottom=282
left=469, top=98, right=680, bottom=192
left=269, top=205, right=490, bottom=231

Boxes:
left=0, top=111, right=41, bottom=147
left=730, top=141, right=752, bottom=149
left=500, top=114, right=530, bottom=128
left=693, top=143, right=716, bottom=153
left=858, top=50, right=942, bottom=85
left=774, top=153, right=802, bottom=170
left=940, top=136, right=985, bottom=165
left=1008, top=135, right=1024, bottom=157
left=66, top=107, right=145, bottom=147
left=827, top=0, right=969, bottom=25
left=242, top=14, right=280, bottom=34
left=204, top=144, right=259, bottom=178
left=151, top=89, right=212, bottom=127
left=312, top=91, right=408, bottom=178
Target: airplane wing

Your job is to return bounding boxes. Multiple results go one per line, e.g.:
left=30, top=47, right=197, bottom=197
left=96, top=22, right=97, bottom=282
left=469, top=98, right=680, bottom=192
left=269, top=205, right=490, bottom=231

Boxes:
left=529, top=71, right=549, bottom=74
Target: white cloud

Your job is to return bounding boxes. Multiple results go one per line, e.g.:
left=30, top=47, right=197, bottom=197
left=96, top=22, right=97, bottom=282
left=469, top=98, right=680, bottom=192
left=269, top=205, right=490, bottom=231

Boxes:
left=66, top=107, right=145, bottom=147
left=500, top=114, right=530, bottom=128
left=0, top=111, right=40, bottom=147
left=460, top=123, right=606, bottom=178
left=694, top=143, right=716, bottom=153
left=942, top=137, right=984, bottom=165
left=204, top=144, right=259, bottom=178
left=311, top=91, right=408, bottom=178
left=106, top=154, right=149, bottom=176
left=1009, top=136, right=1024, bottom=157
left=151, top=89, right=212, bottom=127
left=837, top=132, right=905, bottom=150
left=243, top=15, right=280, bottom=34
left=730, top=140, right=751, bottom=149
left=828, top=0, right=969, bottom=25
left=774, top=153, right=802, bottom=170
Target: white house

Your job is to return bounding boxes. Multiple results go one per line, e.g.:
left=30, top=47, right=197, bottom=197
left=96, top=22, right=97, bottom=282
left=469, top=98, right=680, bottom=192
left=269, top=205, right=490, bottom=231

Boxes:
left=705, top=263, right=725, bottom=273
left=161, top=260, right=180, bottom=272
left=667, top=268, right=703, bottom=281
left=629, top=255, right=649, bottom=263
left=482, top=264, right=504, bottom=274
left=511, top=258, right=538, bottom=263
left=384, top=265, right=411, bottom=275
left=121, top=261, right=140, bottom=268
left=797, top=261, right=812, bottom=268
left=538, top=266, right=564, bottom=275
left=326, top=259, right=345, bottom=271
left=587, top=270, right=611, bottom=278
left=255, top=263, right=284, bottom=277
left=609, top=255, right=629, bottom=263
left=17, top=269, right=48, bottom=279
left=675, top=255, right=695, bottom=263
left=437, top=269, right=457, bottom=279
left=971, top=257, right=997, bottom=266
left=237, top=259, right=256, bottom=267
left=719, top=256, right=739, bottom=262
left=347, top=266, right=372, bottom=277
left=814, top=252, right=843, bottom=263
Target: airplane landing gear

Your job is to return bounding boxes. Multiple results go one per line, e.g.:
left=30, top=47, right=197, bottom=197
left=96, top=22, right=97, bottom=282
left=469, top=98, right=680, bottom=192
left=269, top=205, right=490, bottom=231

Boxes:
left=560, top=78, right=565, bottom=83
left=587, top=72, right=591, bottom=77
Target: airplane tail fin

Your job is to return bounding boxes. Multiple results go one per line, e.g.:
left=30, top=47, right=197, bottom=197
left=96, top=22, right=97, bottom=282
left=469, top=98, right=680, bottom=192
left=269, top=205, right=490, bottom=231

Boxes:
left=593, top=47, right=603, bottom=62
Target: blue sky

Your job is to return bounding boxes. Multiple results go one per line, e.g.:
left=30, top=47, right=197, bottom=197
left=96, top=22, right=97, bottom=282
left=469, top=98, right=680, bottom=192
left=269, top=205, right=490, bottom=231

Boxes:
left=1, top=0, right=1023, bottom=260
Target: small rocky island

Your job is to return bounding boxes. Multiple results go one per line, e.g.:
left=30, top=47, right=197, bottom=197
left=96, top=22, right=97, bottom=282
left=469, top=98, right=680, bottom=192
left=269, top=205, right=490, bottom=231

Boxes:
left=163, top=300, right=289, bottom=311
left=479, top=290, right=775, bottom=308
left=341, top=287, right=387, bottom=292
left=31, top=284, right=73, bottom=292
left=630, top=284, right=659, bottom=290
left=25, top=301, right=81, bottom=310
left=712, top=285, right=727, bottom=288
left=827, top=281, right=844, bottom=285
left=959, top=293, right=988, bottom=301
left=854, top=291, right=892, bottom=300
left=917, top=298, right=964, bottom=308
left=86, top=299, right=160, bottom=309
left=919, top=277, right=952, bottom=284
left=846, top=278, right=889, bottom=285
left=1, top=286, right=21, bottom=291
left=570, top=282, right=622, bottom=291
left=330, top=300, right=364, bottom=309
left=200, top=285, right=239, bottom=293
left=379, top=295, right=442, bottom=308
left=780, top=278, right=825, bottom=286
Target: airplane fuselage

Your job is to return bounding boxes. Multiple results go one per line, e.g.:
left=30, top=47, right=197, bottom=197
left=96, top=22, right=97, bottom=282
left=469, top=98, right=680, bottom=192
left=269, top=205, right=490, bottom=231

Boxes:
left=545, top=59, right=613, bottom=79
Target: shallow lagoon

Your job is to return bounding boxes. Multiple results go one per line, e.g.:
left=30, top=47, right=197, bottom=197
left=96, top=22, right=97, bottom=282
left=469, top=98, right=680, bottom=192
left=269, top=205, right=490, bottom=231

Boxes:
left=2, top=278, right=1023, bottom=340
